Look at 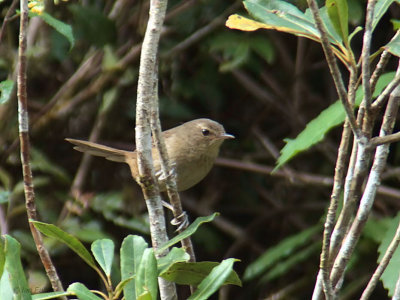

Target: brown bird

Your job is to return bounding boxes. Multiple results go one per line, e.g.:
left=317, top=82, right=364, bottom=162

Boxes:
left=66, top=118, right=234, bottom=191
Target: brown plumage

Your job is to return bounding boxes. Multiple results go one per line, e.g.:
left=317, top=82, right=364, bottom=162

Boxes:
left=66, top=118, right=234, bottom=191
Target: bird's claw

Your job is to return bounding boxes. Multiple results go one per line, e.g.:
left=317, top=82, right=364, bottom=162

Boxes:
left=156, top=163, right=177, bottom=182
left=171, top=211, right=189, bottom=231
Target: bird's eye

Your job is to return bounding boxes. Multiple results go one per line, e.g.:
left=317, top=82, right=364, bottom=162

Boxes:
left=202, top=129, right=210, bottom=136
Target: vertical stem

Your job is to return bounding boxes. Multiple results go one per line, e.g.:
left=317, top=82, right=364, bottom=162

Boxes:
left=135, top=0, right=177, bottom=299
left=17, top=0, right=65, bottom=297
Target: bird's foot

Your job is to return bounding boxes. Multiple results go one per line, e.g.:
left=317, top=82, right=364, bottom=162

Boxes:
left=171, top=211, right=189, bottom=232
left=161, top=201, right=189, bottom=231
left=156, top=163, right=177, bottom=182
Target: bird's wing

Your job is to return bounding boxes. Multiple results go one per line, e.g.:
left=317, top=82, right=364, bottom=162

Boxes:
left=65, top=138, right=130, bottom=163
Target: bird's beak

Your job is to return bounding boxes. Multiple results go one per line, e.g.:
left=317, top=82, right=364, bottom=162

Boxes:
left=220, top=133, right=235, bottom=140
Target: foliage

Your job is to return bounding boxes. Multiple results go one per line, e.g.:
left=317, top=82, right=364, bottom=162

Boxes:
left=1, top=0, right=400, bottom=299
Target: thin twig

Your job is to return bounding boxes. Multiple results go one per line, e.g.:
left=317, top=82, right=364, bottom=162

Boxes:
left=17, top=0, right=66, bottom=297
left=306, top=0, right=360, bottom=139
left=319, top=121, right=352, bottom=299
left=371, top=72, right=400, bottom=110
left=360, top=0, right=377, bottom=111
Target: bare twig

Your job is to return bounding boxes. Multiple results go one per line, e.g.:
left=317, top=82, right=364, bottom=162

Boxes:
left=306, top=0, right=360, bottom=139
left=17, top=0, right=65, bottom=297
left=330, top=60, right=400, bottom=293
left=360, top=0, right=377, bottom=111
left=319, top=121, right=352, bottom=299
left=135, top=0, right=177, bottom=298
left=0, top=0, right=19, bottom=43
left=163, top=1, right=241, bottom=57
left=360, top=219, right=400, bottom=300
left=149, top=76, right=196, bottom=266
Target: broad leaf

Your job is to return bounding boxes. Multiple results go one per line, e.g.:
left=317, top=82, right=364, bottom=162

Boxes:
left=243, top=225, right=320, bottom=281
left=326, top=0, right=349, bottom=45
left=32, top=291, right=72, bottom=299
left=379, top=213, right=400, bottom=297
left=160, top=261, right=241, bottom=287
left=91, top=239, right=114, bottom=276
left=120, top=235, right=148, bottom=299
left=30, top=11, right=74, bottom=50
left=275, top=72, right=396, bottom=169
left=136, top=248, right=158, bottom=300
left=67, top=282, right=102, bottom=300
left=385, top=31, right=400, bottom=57
left=158, top=213, right=219, bottom=252
left=157, top=247, right=190, bottom=274
left=31, top=221, right=97, bottom=269
left=4, top=235, right=31, bottom=300
left=188, top=259, right=239, bottom=300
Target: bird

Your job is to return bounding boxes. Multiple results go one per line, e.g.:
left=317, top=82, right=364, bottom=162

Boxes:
left=66, top=118, right=234, bottom=192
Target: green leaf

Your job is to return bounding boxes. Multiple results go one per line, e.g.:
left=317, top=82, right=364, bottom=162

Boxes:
left=120, top=235, right=148, bottom=299
left=67, top=282, right=102, bottom=300
left=160, top=261, right=242, bottom=287
left=243, top=225, right=321, bottom=281
left=275, top=72, right=396, bottom=170
left=0, top=191, right=10, bottom=204
left=372, top=0, right=396, bottom=31
left=379, top=213, right=400, bottom=297
left=364, top=217, right=392, bottom=244
left=136, top=248, right=158, bottom=300
left=137, top=291, right=152, bottom=300
left=91, top=239, right=114, bottom=276
left=114, top=276, right=135, bottom=299
left=260, top=242, right=320, bottom=282
left=31, top=221, right=97, bottom=269
left=326, top=0, right=349, bottom=45
left=158, top=213, right=219, bottom=252
left=0, top=80, right=14, bottom=105
left=0, top=238, right=4, bottom=279
left=32, top=291, right=72, bottom=299
left=385, top=31, right=400, bottom=57
left=0, top=270, right=14, bottom=300
left=4, top=235, right=31, bottom=300
left=188, top=258, right=239, bottom=300
left=157, top=247, right=190, bottom=274
left=30, top=11, right=74, bottom=50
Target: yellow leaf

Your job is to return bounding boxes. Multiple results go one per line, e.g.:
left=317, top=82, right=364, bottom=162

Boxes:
left=226, top=15, right=272, bottom=31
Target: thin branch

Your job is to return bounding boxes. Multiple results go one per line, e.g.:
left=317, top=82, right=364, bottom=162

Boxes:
left=0, top=0, right=19, bottom=43
left=371, top=72, right=400, bottom=111
left=306, top=0, right=360, bottom=139
left=360, top=0, right=377, bottom=111
left=360, top=219, right=400, bottom=300
left=135, top=0, right=177, bottom=298
left=149, top=75, right=196, bottom=265
left=163, top=1, right=241, bottom=58
left=330, top=60, right=400, bottom=292
left=370, top=131, right=400, bottom=147
left=17, top=0, right=66, bottom=297
left=320, top=121, right=352, bottom=300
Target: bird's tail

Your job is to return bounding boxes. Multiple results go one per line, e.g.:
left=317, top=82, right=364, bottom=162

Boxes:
left=65, top=138, right=129, bottom=163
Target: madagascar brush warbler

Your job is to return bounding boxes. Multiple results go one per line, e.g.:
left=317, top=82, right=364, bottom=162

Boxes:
left=66, top=118, right=234, bottom=191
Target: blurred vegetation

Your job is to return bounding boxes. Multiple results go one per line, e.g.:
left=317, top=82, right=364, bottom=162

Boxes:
left=1, top=0, right=400, bottom=299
